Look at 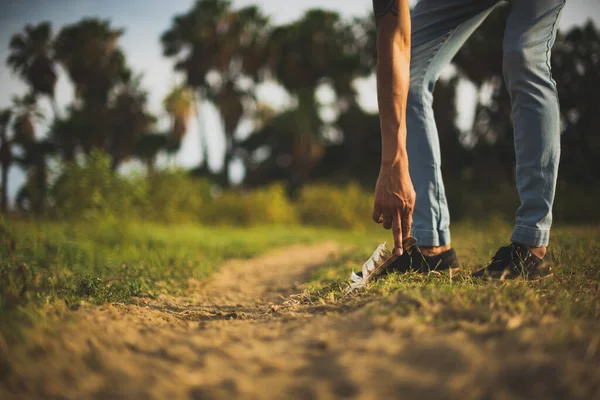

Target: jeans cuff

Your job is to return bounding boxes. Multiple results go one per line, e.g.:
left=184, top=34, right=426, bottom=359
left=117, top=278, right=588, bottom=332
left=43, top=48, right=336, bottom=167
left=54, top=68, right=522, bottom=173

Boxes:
left=510, top=226, right=550, bottom=247
left=412, top=229, right=451, bottom=247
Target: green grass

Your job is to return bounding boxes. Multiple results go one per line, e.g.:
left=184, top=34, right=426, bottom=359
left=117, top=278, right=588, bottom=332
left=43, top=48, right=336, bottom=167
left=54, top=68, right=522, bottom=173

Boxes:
left=303, top=222, right=600, bottom=339
left=2, top=217, right=599, bottom=348
left=0, top=218, right=370, bottom=343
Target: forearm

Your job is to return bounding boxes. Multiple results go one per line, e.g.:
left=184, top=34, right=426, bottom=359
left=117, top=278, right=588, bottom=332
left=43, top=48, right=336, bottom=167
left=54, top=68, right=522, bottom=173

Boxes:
left=374, top=0, right=411, bottom=167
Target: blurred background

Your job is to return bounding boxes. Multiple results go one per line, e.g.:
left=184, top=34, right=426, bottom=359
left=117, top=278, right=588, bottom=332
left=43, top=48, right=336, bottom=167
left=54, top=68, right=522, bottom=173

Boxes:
left=0, top=0, right=599, bottom=227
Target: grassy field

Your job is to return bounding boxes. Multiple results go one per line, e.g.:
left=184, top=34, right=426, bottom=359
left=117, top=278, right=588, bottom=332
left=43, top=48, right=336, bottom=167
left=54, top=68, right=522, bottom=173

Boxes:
left=2, top=218, right=599, bottom=346
left=0, top=218, right=363, bottom=342
left=0, top=222, right=600, bottom=337
left=303, top=222, right=600, bottom=347
left=1, top=219, right=599, bottom=398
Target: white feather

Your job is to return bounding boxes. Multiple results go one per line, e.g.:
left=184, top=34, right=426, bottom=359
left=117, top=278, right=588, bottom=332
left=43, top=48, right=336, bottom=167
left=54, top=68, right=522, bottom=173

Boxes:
left=347, top=243, right=388, bottom=293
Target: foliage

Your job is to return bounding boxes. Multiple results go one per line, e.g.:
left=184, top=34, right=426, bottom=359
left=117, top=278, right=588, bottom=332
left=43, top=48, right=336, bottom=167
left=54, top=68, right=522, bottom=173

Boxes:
left=552, top=22, right=600, bottom=185
left=39, top=152, right=600, bottom=226
left=144, top=170, right=212, bottom=223
left=239, top=8, right=373, bottom=191
left=0, top=109, right=13, bottom=213
left=163, top=85, right=195, bottom=144
left=107, top=76, right=157, bottom=169
left=200, top=183, right=297, bottom=225
left=53, top=18, right=127, bottom=105
left=47, top=153, right=294, bottom=225
left=49, top=151, right=148, bottom=221
left=162, top=0, right=271, bottom=181
left=6, top=22, right=57, bottom=102
left=298, top=183, right=372, bottom=229
left=2, top=2, right=600, bottom=218
left=239, top=103, right=325, bottom=193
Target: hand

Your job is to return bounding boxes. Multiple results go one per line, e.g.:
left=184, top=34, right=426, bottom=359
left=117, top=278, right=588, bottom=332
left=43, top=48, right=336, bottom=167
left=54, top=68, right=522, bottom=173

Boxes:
left=372, top=161, right=415, bottom=256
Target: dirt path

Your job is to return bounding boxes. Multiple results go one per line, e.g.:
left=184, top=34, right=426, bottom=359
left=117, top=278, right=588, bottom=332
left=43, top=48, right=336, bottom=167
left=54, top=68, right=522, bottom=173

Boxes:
left=1, top=242, right=598, bottom=400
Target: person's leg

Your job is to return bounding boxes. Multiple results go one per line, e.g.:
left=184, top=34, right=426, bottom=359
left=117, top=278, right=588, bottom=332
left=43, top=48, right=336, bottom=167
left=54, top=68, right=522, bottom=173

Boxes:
left=503, top=0, right=565, bottom=254
left=407, top=0, right=501, bottom=249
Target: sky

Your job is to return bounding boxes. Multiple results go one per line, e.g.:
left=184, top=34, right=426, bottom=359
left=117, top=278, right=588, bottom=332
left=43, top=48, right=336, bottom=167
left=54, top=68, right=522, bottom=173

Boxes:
left=0, top=0, right=599, bottom=201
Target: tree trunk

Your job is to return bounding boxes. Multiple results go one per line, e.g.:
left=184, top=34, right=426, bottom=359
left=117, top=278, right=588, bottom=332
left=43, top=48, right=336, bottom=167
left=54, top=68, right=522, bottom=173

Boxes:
left=0, top=138, right=11, bottom=214
left=146, top=156, right=155, bottom=178
left=32, top=152, right=47, bottom=216
left=1, top=162, right=8, bottom=214
left=49, top=95, right=61, bottom=120
left=221, top=133, right=234, bottom=187
left=64, top=142, right=76, bottom=162
left=110, top=154, right=121, bottom=171
left=193, top=92, right=210, bottom=170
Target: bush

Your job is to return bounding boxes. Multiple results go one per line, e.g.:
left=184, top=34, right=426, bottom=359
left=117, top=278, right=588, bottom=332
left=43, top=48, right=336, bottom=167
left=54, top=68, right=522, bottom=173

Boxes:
left=45, top=151, right=598, bottom=228
left=145, top=171, right=213, bottom=223
left=200, top=184, right=297, bottom=226
left=297, top=183, right=372, bottom=229
left=49, top=151, right=148, bottom=221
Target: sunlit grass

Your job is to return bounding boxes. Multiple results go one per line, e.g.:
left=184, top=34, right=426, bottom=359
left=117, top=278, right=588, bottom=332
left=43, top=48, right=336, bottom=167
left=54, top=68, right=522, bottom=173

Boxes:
left=303, top=223, right=600, bottom=338
left=0, top=219, right=368, bottom=343
left=2, top=217, right=598, bottom=347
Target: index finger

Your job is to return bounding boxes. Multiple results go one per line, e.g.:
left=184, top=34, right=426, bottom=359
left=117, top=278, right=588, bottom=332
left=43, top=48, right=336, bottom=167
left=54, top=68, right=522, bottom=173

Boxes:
left=401, top=212, right=412, bottom=240
left=392, top=209, right=403, bottom=256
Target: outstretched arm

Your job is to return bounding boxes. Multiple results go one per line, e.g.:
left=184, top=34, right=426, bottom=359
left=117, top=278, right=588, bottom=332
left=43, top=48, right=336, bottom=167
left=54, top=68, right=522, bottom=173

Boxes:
left=371, top=0, right=414, bottom=256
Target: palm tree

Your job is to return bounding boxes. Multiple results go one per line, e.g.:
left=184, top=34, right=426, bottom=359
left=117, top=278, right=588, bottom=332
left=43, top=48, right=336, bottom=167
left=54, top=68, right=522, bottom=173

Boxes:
left=267, top=10, right=362, bottom=94
left=161, top=0, right=230, bottom=174
left=134, top=133, right=169, bottom=177
left=13, top=139, right=54, bottom=215
left=11, top=94, right=44, bottom=146
left=161, top=0, right=270, bottom=185
left=54, top=18, right=127, bottom=106
left=163, top=85, right=195, bottom=147
left=109, top=74, right=157, bottom=170
left=552, top=22, right=600, bottom=184
left=54, top=18, right=134, bottom=163
left=48, top=112, right=77, bottom=162
left=0, top=109, right=13, bottom=214
left=238, top=97, right=324, bottom=194
left=6, top=22, right=59, bottom=117
left=8, top=95, right=50, bottom=215
left=242, top=9, right=365, bottom=191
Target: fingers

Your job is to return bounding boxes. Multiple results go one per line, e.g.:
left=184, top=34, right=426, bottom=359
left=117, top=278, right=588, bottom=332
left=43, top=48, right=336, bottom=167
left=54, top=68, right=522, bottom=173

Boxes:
left=372, top=206, right=383, bottom=224
left=383, top=215, right=393, bottom=230
left=392, top=209, right=403, bottom=256
left=401, top=212, right=412, bottom=240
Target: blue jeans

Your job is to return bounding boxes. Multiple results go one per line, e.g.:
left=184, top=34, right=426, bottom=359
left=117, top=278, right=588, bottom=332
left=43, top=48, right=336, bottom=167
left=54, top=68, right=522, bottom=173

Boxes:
left=407, top=0, right=565, bottom=248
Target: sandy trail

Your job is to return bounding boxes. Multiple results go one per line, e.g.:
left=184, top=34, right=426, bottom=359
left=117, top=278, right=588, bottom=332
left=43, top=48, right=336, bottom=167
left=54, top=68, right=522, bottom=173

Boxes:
left=1, top=242, right=598, bottom=400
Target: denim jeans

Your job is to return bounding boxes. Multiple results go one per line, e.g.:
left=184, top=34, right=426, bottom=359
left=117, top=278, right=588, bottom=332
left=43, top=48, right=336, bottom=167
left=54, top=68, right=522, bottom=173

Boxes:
left=406, top=0, right=565, bottom=247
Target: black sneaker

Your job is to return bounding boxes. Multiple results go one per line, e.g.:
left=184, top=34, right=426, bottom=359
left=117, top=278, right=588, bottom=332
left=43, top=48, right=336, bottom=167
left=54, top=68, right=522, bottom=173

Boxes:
left=356, top=245, right=461, bottom=279
left=385, top=246, right=461, bottom=275
left=472, top=243, right=551, bottom=280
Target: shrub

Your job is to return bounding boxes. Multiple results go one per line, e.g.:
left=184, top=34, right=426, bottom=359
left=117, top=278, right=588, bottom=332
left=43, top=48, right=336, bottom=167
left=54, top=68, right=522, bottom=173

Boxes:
left=200, top=184, right=297, bottom=226
left=145, top=171, right=213, bottom=223
left=297, top=183, right=372, bottom=229
left=49, top=151, right=148, bottom=221
left=46, top=152, right=598, bottom=229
